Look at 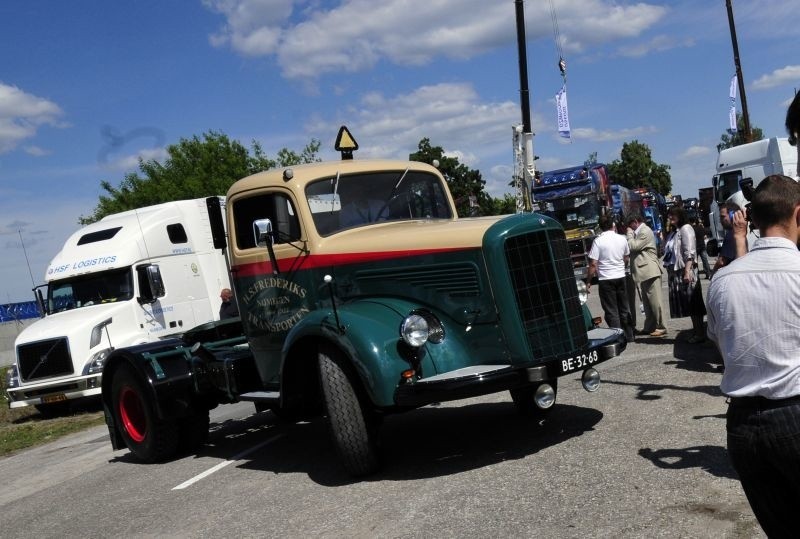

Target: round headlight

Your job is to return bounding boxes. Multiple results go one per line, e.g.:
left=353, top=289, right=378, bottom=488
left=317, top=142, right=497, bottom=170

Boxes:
left=400, top=314, right=429, bottom=347
left=582, top=368, right=601, bottom=392
left=411, top=309, right=445, bottom=344
left=576, top=279, right=588, bottom=305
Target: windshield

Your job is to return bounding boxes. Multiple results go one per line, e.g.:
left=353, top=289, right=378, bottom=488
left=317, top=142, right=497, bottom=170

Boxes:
left=48, top=267, right=134, bottom=313
left=305, top=170, right=452, bottom=235
left=534, top=196, right=602, bottom=230
left=716, top=171, right=743, bottom=204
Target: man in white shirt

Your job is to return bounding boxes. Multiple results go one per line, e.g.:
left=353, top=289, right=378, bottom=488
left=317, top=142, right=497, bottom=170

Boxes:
left=706, top=174, right=800, bottom=537
left=587, top=213, right=633, bottom=341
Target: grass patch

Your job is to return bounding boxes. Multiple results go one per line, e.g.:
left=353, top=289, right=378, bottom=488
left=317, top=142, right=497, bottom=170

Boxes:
left=0, top=366, right=105, bottom=457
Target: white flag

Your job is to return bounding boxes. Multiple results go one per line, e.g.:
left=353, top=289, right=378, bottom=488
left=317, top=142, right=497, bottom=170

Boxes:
left=556, top=85, right=571, bottom=139
left=729, top=75, right=737, bottom=100
left=729, top=105, right=738, bottom=133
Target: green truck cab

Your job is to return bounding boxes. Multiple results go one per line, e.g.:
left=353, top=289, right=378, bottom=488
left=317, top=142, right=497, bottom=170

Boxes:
left=100, top=147, right=627, bottom=476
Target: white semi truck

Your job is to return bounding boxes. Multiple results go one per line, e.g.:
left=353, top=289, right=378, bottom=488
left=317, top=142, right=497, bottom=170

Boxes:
left=709, top=137, right=798, bottom=253
left=5, top=197, right=231, bottom=414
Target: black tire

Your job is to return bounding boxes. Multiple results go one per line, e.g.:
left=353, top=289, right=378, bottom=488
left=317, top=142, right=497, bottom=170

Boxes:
left=318, top=347, right=380, bottom=476
left=178, top=408, right=210, bottom=452
left=111, top=364, right=179, bottom=463
left=510, top=379, right=558, bottom=418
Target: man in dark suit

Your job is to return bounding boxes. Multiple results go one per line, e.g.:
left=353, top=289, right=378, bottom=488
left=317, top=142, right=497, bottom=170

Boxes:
left=625, top=212, right=667, bottom=337
left=219, top=288, right=239, bottom=319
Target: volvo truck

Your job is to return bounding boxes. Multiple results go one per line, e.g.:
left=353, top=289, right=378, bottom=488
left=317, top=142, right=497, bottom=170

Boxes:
left=6, top=198, right=231, bottom=414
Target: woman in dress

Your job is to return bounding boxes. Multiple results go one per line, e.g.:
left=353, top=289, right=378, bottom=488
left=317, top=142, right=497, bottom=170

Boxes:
left=664, top=206, right=706, bottom=343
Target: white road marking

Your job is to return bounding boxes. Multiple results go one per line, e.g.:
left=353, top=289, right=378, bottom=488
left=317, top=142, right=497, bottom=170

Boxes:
left=172, top=433, right=285, bottom=490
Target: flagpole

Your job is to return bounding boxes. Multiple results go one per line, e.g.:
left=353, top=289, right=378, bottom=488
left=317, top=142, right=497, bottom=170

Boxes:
left=725, top=0, right=752, bottom=142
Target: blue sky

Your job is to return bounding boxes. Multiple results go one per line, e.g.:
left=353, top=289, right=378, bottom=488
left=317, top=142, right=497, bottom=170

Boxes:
left=1, top=0, right=798, bottom=302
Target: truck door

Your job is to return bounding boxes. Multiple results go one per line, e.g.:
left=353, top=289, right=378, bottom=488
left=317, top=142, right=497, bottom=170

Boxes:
left=229, top=190, right=312, bottom=386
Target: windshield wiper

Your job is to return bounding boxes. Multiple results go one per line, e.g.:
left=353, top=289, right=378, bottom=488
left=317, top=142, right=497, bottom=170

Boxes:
left=331, top=171, right=340, bottom=213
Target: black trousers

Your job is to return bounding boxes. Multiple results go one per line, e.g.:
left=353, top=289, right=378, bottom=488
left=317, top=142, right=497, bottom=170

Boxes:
left=727, top=397, right=800, bottom=538
left=597, top=276, right=634, bottom=341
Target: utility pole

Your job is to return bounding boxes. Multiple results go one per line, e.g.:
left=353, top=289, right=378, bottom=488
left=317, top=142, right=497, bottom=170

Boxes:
left=725, top=0, right=752, bottom=142
left=514, top=0, right=534, bottom=211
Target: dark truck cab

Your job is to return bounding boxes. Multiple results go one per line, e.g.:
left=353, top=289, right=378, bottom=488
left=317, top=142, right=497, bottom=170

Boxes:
left=100, top=154, right=626, bottom=476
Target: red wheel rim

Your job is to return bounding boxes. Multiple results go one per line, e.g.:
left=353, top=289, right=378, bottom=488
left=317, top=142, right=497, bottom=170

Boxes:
left=118, top=385, right=146, bottom=443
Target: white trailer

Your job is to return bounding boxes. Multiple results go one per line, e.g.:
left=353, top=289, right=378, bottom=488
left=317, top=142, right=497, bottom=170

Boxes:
left=6, top=197, right=231, bottom=413
left=709, top=137, right=798, bottom=251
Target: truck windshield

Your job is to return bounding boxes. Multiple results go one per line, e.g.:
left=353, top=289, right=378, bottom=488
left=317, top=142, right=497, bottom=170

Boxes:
left=305, top=170, right=452, bottom=235
left=534, top=196, right=602, bottom=230
left=716, top=171, right=743, bottom=204
left=48, top=267, right=134, bottom=314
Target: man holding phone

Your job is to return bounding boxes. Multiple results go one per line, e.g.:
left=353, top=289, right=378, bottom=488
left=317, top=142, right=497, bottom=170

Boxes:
left=712, top=200, right=748, bottom=273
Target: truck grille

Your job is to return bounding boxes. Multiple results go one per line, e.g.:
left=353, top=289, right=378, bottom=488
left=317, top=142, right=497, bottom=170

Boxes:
left=505, top=229, right=588, bottom=359
left=17, top=338, right=74, bottom=381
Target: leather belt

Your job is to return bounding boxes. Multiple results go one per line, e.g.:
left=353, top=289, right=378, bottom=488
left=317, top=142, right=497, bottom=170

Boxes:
left=729, top=394, right=800, bottom=409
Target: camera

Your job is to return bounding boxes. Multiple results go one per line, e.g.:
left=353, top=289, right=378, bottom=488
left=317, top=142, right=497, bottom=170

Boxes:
left=739, top=177, right=754, bottom=223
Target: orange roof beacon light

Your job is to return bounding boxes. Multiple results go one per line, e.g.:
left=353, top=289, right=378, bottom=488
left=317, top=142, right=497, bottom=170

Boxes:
left=335, top=125, right=359, bottom=160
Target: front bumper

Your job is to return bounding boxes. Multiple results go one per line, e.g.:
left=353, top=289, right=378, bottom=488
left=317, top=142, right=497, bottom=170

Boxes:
left=394, top=327, right=626, bottom=407
left=7, top=374, right=102, bottom=409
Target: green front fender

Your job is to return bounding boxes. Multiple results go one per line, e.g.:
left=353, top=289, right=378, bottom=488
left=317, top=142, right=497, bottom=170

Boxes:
left=285, top=298, right=432, bottom=407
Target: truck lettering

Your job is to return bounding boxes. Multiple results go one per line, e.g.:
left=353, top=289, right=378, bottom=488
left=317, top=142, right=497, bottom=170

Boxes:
left=247, top=307, right=309, bottom=332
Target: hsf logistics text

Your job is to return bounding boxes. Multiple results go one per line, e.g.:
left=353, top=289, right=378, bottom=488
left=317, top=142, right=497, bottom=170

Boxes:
left=48, top=256, right=117, bottom=275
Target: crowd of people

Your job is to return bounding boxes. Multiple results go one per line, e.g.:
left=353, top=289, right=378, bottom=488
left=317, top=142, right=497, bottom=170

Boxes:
left=586, top=92, right=800, bottom=536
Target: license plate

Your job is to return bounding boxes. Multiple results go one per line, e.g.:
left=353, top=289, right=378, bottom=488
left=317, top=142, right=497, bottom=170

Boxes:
left=558, top=350, right=599, bottom=375
left=42, top=394, right=67, bottom=404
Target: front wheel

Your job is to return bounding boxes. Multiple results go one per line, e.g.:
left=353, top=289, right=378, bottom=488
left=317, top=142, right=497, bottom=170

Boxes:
left=510, top=379, right=558, bottom=418
left=318, top=346, right=380, bottom=476
left=111, top=364, right=179, bottom=462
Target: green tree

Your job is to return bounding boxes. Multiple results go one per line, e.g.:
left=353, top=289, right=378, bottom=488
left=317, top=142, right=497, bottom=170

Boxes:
left=490, top=193, right=518, bottom=215
left=606, top=140, right=672, bottom=195
left=81, top=131, right=320, bottom=223
left=716, top=113, right=764, bottom=152
left=409, top=138, right=491, bottom=216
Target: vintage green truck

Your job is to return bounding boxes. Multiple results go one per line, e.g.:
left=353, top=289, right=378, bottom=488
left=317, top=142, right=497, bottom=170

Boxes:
left=100, top=139, right=627, bottom=476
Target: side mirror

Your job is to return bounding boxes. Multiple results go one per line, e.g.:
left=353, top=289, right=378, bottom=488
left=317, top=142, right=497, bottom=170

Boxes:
left=254, top=218, right=274, bottom=247
left=137, top=264, right=165, bottom=304
left=706, top=239, right=719, bottom=257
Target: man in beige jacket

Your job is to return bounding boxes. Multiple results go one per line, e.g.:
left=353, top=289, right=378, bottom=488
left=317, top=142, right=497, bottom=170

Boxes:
left=625, top=212, right=667, bottom=337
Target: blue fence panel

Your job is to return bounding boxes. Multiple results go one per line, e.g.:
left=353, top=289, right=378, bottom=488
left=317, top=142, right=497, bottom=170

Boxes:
left=0, top=301, right=42, bottom=323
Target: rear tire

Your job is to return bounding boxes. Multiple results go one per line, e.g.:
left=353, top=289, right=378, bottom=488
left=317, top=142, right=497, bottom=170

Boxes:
left=510, top=379, right=558, bottom=418
left=318, top=347, right=380, bottom=476
left=111, top=364, right=179, bottom=462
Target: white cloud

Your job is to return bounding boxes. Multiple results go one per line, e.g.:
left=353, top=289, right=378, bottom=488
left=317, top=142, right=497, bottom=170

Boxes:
left=24, top=146, right=50, bottom=157
left=679, top=145, right=712, bottom=160
left=752, top=65, right=800, bottom=91
left=570, top=126, right=657, bottom=142
left=615, top=34, right=694, bottom=58
left=205, top=0, right=668, bottom=79
left=307, top=82, right=523, bottom=163
left=0, top=82, right=64, bottom=154
left=101, top=147, right=169, bottom=172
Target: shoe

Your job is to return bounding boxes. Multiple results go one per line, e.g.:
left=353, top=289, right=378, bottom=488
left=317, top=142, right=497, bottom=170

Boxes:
left=636, top=329, right=650, bottom=336
left=649, top=329, right=667, bottom=337
left=687, top=335, right=706, bottom=344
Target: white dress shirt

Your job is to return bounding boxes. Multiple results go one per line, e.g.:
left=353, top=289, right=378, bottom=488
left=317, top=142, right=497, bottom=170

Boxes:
left=707, top=236, right=800, bottom=398
left=588, top=230, right=629, bottom=280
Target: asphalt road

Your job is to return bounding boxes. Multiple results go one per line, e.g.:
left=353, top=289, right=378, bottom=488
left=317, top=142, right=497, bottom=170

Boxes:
left=0, top=280, right=765, bottom=538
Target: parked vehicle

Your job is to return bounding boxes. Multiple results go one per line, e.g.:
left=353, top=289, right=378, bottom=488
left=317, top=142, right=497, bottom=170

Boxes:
left=99, top=135, right=627, bottom=476
left=708, top=137, right=798, bottom=254
left=532, top=164, right=613, bottom=280
left=6, top=198, right=231, bottom=414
